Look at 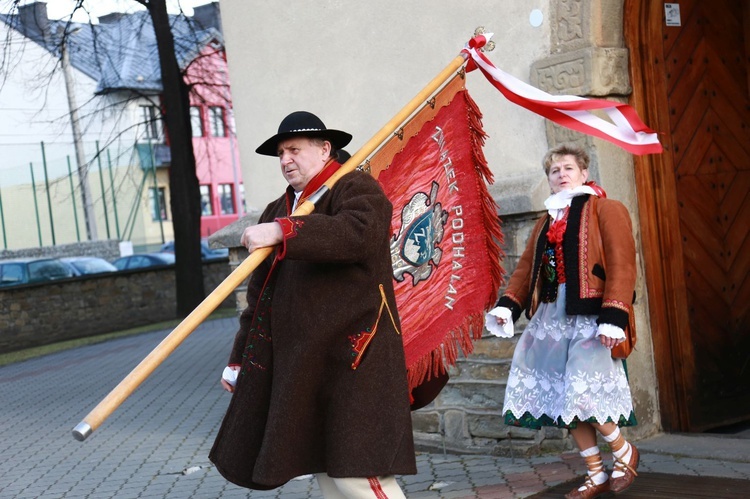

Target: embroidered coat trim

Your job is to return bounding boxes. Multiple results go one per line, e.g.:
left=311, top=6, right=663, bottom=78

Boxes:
left=497, top=195, right=636, bottom=330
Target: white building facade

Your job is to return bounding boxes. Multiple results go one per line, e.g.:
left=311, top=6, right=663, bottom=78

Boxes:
left=217, top=0, right=750, bottom=453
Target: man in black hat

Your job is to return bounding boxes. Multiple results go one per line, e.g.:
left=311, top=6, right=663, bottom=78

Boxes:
left=209, top=111, right=416, bottom=498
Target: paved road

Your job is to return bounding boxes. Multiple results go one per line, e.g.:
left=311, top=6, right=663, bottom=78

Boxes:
left=2, top=317, right=749, bottom=498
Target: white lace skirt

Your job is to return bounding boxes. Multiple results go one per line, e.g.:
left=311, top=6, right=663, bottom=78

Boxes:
left=503, top=284, right=635, bottom=428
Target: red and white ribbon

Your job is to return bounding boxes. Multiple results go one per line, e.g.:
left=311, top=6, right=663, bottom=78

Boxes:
left=462, top=34, right=663, bottom=155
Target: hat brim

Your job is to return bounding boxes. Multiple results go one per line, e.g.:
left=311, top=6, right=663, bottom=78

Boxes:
left=255, top=129, right=352, bottom=157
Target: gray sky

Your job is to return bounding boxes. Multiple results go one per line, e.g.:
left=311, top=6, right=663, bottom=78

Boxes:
left=7, top=1, right=214, bottom=22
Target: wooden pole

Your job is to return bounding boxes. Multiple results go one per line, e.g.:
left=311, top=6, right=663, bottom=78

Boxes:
left=72, top=53, right=468, bottom=442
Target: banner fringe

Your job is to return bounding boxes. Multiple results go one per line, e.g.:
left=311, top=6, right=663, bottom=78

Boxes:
left=404, top=89, right=506, bottom=394
left=406, top=312, right=487, bottom=390
left=463, top=90, right=506, bottom=310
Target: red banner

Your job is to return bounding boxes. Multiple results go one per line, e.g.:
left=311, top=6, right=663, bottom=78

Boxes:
left=371, top=75, right=504, bottom=390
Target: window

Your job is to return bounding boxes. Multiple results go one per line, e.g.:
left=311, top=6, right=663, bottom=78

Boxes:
left=226, top=108, right=236, bottom=136
left=0, top=263, right=24, bottom=286
left=126, top=256, right=150, bottom=269
left=239, top=183, right=246, bottom=214
left=140, top=105, right=162, bottom=140
left=218, top=183, right=235, bottom=214
left=27, top=260, right=74, bottom=282
left=200, top=185, right=213, bottom=216
left=149, top=187, right=168, bottom=221
left=190, top=106, right=204, bottom=137
left=208, top=106, right=226, bottom=137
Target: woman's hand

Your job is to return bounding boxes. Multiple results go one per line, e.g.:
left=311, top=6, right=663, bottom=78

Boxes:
left=599, top=335, right=623, bottom=349
left=596, top=323, right=626, bottom=349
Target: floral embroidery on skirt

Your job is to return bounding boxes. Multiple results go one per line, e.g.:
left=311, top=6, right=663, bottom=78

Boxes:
left=503, top=283, right=636, bottom=429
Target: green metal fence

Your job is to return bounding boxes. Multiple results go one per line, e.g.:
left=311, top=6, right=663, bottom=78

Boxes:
left=0, top=140, right=159, bottom=251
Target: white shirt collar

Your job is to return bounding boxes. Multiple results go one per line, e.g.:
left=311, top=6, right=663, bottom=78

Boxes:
left=544, top=185, right=598, bottom=219
left=292, top=190, right=302, bottom=212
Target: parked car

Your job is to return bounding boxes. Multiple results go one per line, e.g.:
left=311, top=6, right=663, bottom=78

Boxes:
left=160, top=239, right=229, bottom=262
left=112, top=252, right=176, bottom=271
left=0, top=257, right=76, bottom=287
left=61, top=256, right=118, bottom=276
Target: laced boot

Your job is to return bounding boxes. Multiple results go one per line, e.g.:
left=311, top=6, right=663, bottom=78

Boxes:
left=608, top=432, right=639, bottom=493
left=565, top=454, right=610, bottom=499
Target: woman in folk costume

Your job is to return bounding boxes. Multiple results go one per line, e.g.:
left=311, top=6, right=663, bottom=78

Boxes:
left=486, top=144, right=639, bottom=499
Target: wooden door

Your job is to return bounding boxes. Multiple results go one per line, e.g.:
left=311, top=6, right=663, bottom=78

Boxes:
left=627, top=0, right=750, bottom=431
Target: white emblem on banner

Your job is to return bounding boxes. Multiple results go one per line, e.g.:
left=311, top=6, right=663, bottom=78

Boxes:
left=391, top=182, right=448, bottom=285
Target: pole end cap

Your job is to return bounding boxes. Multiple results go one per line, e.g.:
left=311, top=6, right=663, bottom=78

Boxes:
left=72, top=422, right=92, bottom=441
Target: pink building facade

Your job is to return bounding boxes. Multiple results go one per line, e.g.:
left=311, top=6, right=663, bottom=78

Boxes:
left=185, top=45, right=244, bottom=238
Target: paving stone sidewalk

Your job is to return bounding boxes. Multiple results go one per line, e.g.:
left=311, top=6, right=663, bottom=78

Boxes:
left=1, top=317, right=748, bottom=498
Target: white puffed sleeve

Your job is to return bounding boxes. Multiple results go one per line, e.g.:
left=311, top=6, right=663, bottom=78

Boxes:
left=485, top=307, right=514, bottom=338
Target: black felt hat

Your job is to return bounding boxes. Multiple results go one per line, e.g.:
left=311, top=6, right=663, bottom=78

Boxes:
left=255, top=111, right=352, bottom=157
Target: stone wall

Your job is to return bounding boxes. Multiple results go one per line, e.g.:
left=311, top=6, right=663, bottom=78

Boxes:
left=0, top=239, right=122, bottom=261
left=0, top=260, right=234, bottom=353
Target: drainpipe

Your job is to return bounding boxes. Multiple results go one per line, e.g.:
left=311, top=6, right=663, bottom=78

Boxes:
left=61, top=27, right=98, bottom=241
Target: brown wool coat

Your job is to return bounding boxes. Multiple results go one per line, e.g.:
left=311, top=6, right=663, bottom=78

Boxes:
left=209, top=171, right=416, bottom=490
left=497, top=194, right=637, bottom=330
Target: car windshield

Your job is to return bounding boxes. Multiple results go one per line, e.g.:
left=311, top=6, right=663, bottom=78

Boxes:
left=71, top=259, right=116, bottom=273
left=27, top=260, right=74, bottom=282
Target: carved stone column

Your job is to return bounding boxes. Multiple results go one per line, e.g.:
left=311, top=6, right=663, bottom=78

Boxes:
left=532, top=0, right=632, bottom=184
left=522, top=0, right=659, bottom=441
